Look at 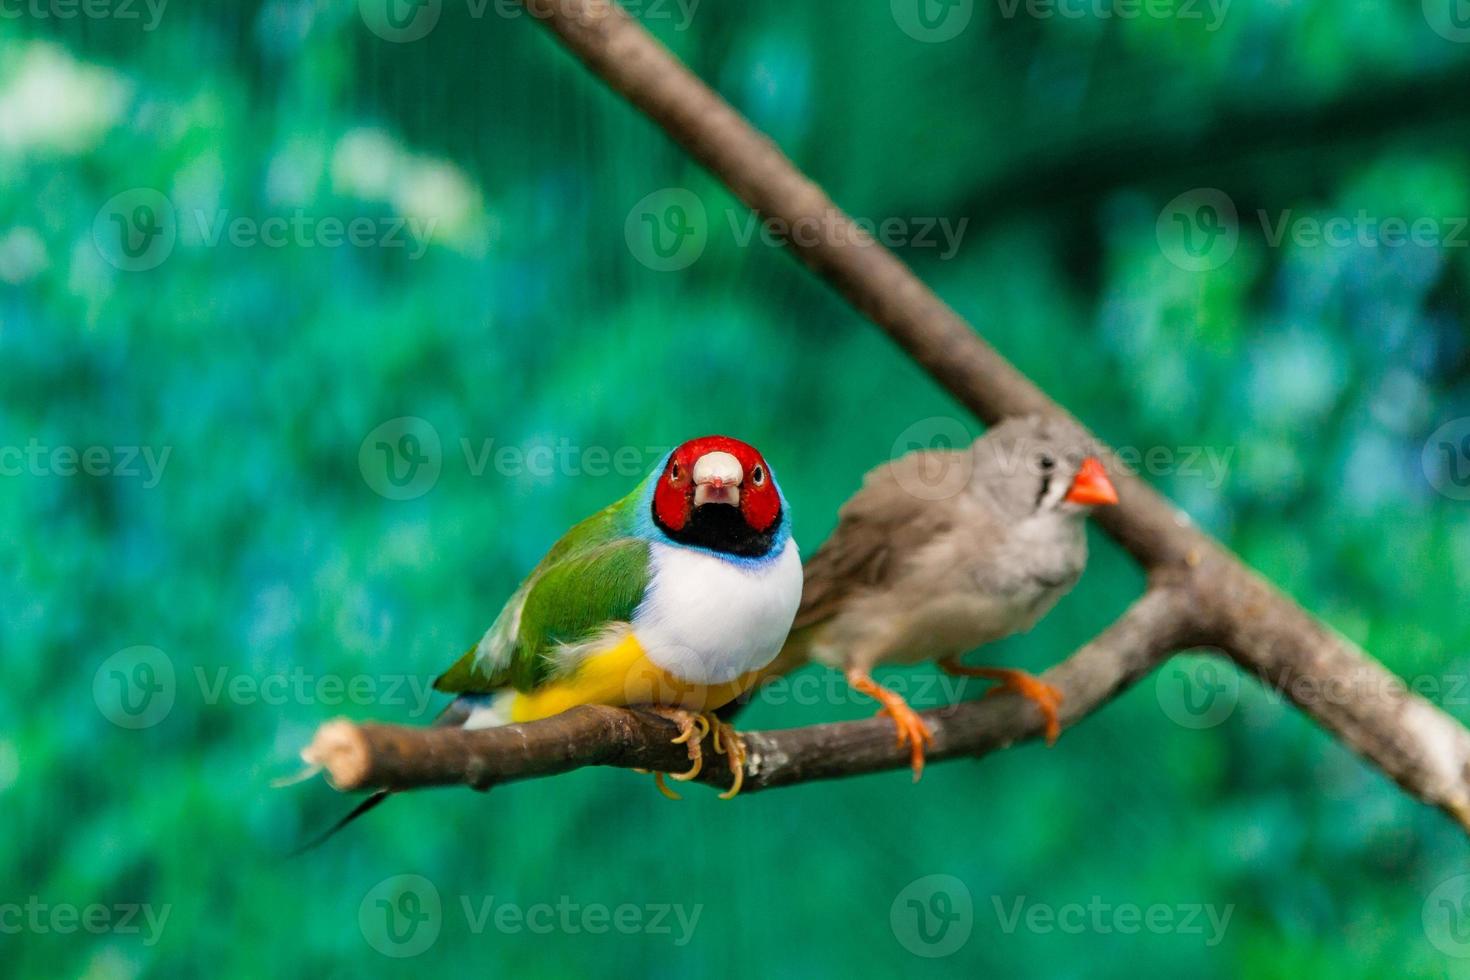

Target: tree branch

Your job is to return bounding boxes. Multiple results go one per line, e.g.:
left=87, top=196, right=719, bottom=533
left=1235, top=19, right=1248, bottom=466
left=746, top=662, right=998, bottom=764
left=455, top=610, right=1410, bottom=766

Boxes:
left=1211, top=566, right=1470, bottom=832
left=305, top=588, right=1193, bottom=794
left=302, top=0, right=1470, bottom=835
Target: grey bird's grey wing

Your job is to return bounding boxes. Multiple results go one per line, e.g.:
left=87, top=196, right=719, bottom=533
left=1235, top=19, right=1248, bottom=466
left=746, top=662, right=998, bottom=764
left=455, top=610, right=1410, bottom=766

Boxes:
left=795, top=449, right=970, bottom=629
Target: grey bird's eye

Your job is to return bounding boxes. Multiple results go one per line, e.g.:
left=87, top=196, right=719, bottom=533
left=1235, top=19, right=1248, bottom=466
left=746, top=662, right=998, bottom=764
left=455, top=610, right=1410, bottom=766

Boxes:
left=1035, top=455, right=1055, bottom=510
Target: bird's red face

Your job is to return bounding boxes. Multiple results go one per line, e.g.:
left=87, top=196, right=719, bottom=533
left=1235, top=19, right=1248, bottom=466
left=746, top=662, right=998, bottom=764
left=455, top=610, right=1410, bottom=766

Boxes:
left=652, top=436, right=783, bottom=556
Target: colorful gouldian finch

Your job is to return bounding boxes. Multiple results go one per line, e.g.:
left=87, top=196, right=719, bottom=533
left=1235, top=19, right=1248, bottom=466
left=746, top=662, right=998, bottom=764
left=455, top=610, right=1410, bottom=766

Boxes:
left=303, top=436, right=800, bottom=846
left=431, top=434, right=801, bottom=798
left=773, top=415, right=1117, bottom=780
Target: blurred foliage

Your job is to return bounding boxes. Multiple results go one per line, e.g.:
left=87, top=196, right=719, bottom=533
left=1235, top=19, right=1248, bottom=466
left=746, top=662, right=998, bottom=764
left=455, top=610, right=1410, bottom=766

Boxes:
left=4, top=0, right=1470, bottom=977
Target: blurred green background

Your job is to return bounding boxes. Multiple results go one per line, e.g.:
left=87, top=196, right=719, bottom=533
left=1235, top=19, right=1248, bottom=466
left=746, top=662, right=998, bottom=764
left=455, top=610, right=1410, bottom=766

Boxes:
left=6, top=0, right=1470, bottom=976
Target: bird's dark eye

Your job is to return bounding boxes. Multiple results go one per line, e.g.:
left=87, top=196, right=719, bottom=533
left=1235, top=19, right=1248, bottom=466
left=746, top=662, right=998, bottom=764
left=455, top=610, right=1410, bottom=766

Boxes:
left=670, top=462, right=682, bottom=481
left=752, top=464, right=765, bottom=486
left=1038, top=454, right=1056, bottom=472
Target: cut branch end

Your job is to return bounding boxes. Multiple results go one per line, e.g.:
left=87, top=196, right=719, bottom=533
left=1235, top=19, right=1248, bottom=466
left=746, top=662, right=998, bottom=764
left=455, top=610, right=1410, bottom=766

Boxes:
left=302, top=718, right=372, bottom=790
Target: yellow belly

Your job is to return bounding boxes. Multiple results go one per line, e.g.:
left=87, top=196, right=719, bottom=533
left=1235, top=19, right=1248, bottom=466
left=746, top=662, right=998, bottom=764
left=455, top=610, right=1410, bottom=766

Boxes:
left=508, top=631, right=764, bottom=723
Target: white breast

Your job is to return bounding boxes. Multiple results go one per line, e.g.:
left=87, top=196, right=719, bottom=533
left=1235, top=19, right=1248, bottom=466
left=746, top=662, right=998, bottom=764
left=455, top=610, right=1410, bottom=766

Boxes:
left=633, top=539, right=803, bottom=685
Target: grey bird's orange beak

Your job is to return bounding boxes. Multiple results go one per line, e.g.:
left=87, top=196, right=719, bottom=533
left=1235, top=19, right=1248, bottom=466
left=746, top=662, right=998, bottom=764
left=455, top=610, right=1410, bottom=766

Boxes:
left=1064, top=456, right=1118, bottom=507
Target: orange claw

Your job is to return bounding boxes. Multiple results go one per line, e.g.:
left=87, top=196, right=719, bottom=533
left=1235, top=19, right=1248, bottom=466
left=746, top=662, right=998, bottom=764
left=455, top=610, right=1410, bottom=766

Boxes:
left=847, top=670, right=934, bottom=781
left=940, top=660, right=1064, bottom=746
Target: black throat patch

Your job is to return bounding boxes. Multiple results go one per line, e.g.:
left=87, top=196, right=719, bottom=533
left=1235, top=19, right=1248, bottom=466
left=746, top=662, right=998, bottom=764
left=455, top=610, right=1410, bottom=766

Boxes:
left=654, top=502, right=780, bottom=559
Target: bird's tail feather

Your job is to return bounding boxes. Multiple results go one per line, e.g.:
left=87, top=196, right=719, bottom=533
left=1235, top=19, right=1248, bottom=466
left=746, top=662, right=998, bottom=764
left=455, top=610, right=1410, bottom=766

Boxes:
left=291, top=698, right=488, bottom=855
left=289, top=790, right=393, bottom=856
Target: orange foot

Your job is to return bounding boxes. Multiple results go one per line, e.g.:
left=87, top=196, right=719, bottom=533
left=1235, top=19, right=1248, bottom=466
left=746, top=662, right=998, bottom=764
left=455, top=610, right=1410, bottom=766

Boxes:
left=940, top=659, right=1064, bottom=746
left=847, top=670, right=934, bottom=782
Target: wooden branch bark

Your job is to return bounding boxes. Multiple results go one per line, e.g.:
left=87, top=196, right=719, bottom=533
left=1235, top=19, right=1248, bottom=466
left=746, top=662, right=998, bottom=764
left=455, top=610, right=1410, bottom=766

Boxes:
left=302, top=0, right=1470, bottom=835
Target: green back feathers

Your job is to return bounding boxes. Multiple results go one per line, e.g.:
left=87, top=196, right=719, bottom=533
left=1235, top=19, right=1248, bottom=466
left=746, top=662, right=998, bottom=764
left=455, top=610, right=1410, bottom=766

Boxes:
left=504, top=538, right=651, bottom=688
left=433, top=482, right=653, bottom=695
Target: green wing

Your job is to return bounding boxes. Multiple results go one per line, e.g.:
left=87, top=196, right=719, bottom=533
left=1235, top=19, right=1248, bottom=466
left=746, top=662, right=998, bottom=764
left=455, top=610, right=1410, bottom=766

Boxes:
left=433, top=507, right=652, bottom=694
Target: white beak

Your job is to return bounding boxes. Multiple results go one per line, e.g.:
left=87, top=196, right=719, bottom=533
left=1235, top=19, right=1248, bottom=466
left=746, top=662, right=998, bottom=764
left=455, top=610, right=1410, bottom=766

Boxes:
left=692, top=450, right=742, bottom=507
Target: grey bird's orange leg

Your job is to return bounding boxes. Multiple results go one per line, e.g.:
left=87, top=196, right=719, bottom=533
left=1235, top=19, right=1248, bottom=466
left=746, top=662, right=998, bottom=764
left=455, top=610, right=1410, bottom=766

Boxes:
left=846, top=669, right=934, bottom=781
left=940, top=658, right=1064, bottom=746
